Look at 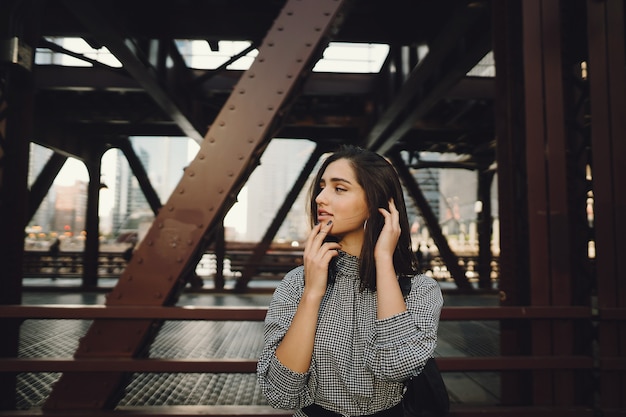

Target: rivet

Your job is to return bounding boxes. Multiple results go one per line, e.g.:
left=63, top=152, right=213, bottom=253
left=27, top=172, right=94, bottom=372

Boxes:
left=258, top=121, right=265, bottom=127
left=248, top=73, right=255, bottom=78
left=227, top=171, right=234, bottom=177
left=188, top=170, right=195, bottom=177
left=158, top=223, right=164, bottom=228
left=277, top=90, right=284, bottom=95
left=239, top=89, right=246, bottom=94
left=199, top=153, right=205, bottom=160
left=147, top=240, right=153, bottom=246
left=168, top=206, right=174, bottom=212
left=268, top=105, right=274, bottom=111
left=179, top=188, right=185, bottom=194
left=127, top=275, right=133, bottom=281
left=238, top=154, right=244, bottom=160
left=219, top=120, right=225, bottom=127
left=209, top=137, right=216, bottom=143
left=197, top=223, right=204, bottom=228
left=229, top=104, right=235, bottom=110
left=137, top=257, right=143, bottom=264
left=218, top=188, right=224, bottom=194
left=187, top=239, right=193, bottom=245
left=154, top=292, right=162, bottom=299
left=177, top=257, right=183, bottom=263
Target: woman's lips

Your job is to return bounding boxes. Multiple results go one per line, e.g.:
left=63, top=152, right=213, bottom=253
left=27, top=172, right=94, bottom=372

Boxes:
left=317, top=211, right=332, bottom=222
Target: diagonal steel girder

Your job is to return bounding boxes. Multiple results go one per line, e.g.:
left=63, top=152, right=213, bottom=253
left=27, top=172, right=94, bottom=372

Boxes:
left=366, top=1, right=492, bottom=155
left=61, top=0, right=205, bottom=143
left=44, top=0, right=350, bottom=410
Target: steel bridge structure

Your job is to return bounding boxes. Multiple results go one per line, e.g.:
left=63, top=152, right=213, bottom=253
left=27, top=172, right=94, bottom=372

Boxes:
left=0, top=0, right=625, bottom=415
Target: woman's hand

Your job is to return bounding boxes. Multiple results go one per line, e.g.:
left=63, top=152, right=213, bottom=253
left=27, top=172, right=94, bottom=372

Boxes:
left=302, top=220, right=341, bottom=297
left=374, top=198, right=401, bottom=262
left=374, top=198, right=407, bottom=319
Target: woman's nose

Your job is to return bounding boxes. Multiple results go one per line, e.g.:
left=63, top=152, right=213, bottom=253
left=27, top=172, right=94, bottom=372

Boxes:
left=315, top=189, right=326, bottom=205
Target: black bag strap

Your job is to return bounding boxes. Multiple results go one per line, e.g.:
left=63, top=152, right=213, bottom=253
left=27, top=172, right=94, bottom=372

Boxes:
left=400, top=276, right=450, bottom=417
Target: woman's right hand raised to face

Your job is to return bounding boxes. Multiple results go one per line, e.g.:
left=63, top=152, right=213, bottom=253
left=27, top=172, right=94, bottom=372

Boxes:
left=303, top=220, right=341, bottom=297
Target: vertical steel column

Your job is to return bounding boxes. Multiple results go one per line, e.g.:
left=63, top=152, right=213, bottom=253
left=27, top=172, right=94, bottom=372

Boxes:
left=522, top=0, right=589, bottom=407
left=587, top=0, right=626, bottom=412
left=82, top=147, right=106, bottom=288
left=44, top=0, right=349, bottom=409
left=0, top=0, right=40, bottom=409
left=492, top=0, right=533, bottom=405
left=476, top=168, right=494, bottom=290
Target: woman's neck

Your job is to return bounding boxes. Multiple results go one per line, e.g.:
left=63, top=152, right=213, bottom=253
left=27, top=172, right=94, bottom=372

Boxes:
left=338, top=233, right=363, bottom=257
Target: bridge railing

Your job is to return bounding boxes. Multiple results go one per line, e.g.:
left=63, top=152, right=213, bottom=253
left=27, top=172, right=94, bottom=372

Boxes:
left=0, top=303, right=596, bottom=417
left=22, top=250, right=500, bottom=285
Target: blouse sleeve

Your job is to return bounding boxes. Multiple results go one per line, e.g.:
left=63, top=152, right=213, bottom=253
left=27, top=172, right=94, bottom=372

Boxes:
left=256, top=266, right=315, bottom=410
left=363, top=274, right=443, bottom=382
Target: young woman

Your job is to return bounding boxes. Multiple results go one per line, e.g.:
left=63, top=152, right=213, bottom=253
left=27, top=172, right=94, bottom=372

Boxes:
left=257, top=145, right=443, bottom=417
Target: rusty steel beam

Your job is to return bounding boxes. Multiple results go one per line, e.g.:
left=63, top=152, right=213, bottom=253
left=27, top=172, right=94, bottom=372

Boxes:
left=116, top=138, right=163, bottom=216
left=587, top=0, right=626, bottom=412
left=43, top=0, right=350, bottom=410
left=60, top=0, right=205, bottom=143
left=0, top=305, right=592, bottom=321
left=365, top=2, right=491, bottom=154
left=389, top=151, right=473, bottom=291
left=27, top=152, right=67, bottom=221
left=0, top=406, right=596, bottom=417
left=0, top=355, right=594, bottom=374
left=235, top=145, right=324, bottom=291
left=522, top=0, right=563, bottom=406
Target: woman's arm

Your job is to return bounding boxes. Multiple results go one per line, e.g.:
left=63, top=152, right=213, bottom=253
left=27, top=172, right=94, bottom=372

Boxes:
left=374, top=199, right=407, bottom=319
left=275, top=220, right=339, bottom=372
left=365, top=275, right=443, bottom=381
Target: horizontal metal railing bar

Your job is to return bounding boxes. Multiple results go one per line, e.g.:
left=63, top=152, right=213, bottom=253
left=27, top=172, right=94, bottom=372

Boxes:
left=0, top=305, right=593, bottom=320
left=0, top=356, right=593, bottom=373
left=0, top=305, right=269, bottom=320
left=598, top=308, right=626, bottom=320
left=0, top=405, right=597, bottom=417
left=0, top=405, right=293, bottom=417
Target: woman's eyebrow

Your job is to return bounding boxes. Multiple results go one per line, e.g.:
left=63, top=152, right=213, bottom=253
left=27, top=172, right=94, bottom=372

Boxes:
left=328, top=177, right=352, bottom=184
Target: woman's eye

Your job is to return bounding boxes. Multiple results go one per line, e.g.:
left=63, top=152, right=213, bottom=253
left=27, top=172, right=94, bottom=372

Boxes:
left=335, top=187, right=347, bottom=192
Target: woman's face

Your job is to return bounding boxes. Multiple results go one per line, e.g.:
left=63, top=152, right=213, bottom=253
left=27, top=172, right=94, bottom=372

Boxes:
left=315, top=158, right=369, bottom=247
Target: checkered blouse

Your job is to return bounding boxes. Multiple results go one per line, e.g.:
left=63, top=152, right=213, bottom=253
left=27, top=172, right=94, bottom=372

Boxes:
left=257, top=251, right=444, bottom=417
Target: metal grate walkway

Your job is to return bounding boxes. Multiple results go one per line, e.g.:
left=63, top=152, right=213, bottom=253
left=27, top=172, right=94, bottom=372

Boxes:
left=15, top=287, right=500, bottom=409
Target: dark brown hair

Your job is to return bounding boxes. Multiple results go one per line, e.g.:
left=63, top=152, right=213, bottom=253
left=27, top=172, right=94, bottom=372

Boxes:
left=308, top=145, right=418, bottom=291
